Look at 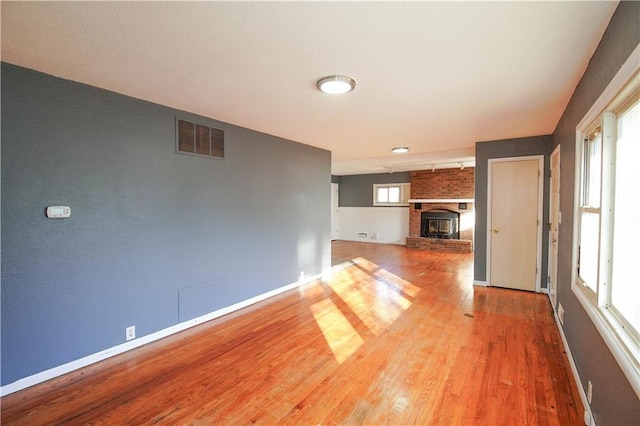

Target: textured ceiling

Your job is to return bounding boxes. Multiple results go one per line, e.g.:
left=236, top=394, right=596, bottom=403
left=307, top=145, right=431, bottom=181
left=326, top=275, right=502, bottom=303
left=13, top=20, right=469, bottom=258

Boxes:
left=1, top=1, right=618, bottom=174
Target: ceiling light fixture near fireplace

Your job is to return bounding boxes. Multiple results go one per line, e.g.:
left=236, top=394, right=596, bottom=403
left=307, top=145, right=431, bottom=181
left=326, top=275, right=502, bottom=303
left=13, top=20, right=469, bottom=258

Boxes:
left=391, top=147, right=410, bottom=154
left=316, top=75, right=356, bottom=94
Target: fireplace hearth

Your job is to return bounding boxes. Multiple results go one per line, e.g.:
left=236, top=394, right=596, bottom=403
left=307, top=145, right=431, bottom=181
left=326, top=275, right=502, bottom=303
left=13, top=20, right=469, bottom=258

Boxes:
left=421, top=211, right=460, bottom=239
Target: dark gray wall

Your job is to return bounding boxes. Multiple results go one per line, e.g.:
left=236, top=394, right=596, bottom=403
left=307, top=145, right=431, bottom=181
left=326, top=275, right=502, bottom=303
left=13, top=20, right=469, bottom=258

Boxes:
left=1, top=63, right=331, bottom=386
left=551, top=1, right=640, bottom=425
left=474, top=135, right=551, bottom=290
left=338, top=172, right=410, bottom=207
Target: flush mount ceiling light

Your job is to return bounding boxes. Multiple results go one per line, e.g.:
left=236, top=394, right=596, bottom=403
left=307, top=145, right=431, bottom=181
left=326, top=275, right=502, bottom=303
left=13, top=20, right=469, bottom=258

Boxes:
left=391, top=147, right=410, bottom=154
left=316, top=75, right=356, bottom=94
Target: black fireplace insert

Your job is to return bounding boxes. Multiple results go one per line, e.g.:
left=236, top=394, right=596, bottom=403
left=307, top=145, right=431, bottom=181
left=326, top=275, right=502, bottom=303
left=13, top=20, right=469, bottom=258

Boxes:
left=420, top=211, right=460, bottom=239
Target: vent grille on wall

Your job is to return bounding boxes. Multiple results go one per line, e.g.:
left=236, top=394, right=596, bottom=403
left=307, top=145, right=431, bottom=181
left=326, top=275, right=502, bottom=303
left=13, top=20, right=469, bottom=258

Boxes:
left=176, top=118, right=225, bottom=159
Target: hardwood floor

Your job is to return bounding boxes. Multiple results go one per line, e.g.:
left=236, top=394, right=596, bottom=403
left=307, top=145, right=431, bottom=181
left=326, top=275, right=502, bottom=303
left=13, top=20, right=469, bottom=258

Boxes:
left=1, top=241, right=584, bottom=425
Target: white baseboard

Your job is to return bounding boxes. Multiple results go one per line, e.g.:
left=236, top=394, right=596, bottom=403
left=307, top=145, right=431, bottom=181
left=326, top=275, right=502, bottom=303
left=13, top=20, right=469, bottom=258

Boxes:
left=473, top=280, right=488, bottom=287
left=339, top=237, right=407, bottom=246
left=553, top=312, right=595, bottom=426
left=0, top=271, right=325, bottom=397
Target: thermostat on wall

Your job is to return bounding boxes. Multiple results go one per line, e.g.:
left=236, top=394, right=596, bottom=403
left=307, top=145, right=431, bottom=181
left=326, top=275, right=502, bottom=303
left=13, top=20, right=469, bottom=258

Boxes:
left=46, top=206, right=71, bottom=218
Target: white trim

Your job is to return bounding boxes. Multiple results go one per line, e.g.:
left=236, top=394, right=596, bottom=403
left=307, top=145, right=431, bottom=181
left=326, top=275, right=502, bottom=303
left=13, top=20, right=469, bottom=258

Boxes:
left=473, top=280, right=488, bottom=287
left=0, top=271, right=326, bottom=397
left=486, top=155, right=544, bottom=292
left=554, top=311, right=596, bottom=426
left=598, top=112, right=616, bottom=308
left=409, top=198, right=474, bottom=203
left=571, top=283, right=640, bottom=399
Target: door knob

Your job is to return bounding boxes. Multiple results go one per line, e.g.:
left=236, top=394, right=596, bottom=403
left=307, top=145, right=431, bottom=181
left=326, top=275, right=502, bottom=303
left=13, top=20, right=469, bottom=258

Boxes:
left=492, top=228, right=499, bottom=233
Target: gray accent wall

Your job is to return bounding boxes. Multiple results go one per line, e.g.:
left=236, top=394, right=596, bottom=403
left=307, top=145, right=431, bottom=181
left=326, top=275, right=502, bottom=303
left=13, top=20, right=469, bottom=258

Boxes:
left=338, top=172, right=410, bottom=207
left=551, top=2, right=640, bottom=425
left=474, top=135, right=551, bottom=289
left=1, top=63, right=331, bottom=386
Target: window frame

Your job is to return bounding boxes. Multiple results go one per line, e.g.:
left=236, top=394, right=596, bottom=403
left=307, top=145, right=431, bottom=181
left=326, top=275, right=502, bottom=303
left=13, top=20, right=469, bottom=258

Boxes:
left=572, top=43, right=640, bottom=398
left=373, top=183, right=410, bottom=206
left=576, top=126, right=602, bottom=297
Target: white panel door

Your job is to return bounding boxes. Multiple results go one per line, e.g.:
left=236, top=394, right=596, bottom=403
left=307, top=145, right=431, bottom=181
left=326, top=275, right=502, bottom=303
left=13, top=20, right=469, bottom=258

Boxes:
left=488, top=157, right=542, bottom=292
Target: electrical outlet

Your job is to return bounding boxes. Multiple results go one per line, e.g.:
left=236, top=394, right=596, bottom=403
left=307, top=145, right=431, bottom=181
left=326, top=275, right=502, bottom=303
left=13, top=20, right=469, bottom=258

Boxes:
left=558, top=303, right=565, bottom=325
left=126, top=326, right=136, bottom=341
left=587, top=380, right=593, bottom=404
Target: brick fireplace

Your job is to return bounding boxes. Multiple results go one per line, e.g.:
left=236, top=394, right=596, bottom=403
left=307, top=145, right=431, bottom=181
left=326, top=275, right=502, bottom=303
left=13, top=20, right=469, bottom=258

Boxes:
left=406, top=168, right=474, bottom=253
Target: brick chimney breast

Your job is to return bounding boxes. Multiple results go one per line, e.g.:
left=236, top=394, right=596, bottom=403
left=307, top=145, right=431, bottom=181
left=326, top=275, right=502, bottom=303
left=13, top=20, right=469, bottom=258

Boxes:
left=407, top=168, right=475, bottom=253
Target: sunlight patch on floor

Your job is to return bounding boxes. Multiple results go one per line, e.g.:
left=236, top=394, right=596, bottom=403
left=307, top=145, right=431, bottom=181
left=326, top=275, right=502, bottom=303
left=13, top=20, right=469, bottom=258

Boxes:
left=309, top=256, right=421, bottom=364
left=351, top=256, right=379, bottom=272
left=375, top=269, right=421, bottom=298
left=310, top=299, right=364, bottom=364
left=329, top=259, right=417, bottom=336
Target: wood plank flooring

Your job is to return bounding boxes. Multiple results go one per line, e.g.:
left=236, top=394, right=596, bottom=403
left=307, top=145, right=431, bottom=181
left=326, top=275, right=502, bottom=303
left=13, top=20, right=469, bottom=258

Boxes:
left=1, top=241, right=584, bottom=425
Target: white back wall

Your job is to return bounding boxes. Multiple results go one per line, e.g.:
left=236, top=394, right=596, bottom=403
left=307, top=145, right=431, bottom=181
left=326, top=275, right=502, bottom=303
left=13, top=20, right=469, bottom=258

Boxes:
left=338, top=207, right=409, bottom=245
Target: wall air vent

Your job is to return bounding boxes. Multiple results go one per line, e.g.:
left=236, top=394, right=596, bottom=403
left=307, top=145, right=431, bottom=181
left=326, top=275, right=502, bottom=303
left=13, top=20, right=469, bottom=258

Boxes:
left=176, top=118, right=225, bottom=159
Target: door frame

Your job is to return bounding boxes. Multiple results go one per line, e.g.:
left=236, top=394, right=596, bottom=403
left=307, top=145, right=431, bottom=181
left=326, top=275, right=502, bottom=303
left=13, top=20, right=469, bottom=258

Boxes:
left=548, top=146, right=561, bottom=309
left=486, top=155, right=544, bottom=292
left=331, top=183, right=339, bottom=241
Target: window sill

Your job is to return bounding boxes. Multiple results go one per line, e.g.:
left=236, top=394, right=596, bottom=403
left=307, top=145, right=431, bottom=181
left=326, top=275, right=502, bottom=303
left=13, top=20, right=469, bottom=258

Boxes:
left=571, top=281, right=640, bottom=398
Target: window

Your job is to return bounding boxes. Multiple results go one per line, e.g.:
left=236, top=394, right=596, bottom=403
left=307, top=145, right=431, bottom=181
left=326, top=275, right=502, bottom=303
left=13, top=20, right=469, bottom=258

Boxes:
left=373, top=183, right=410, bottom=206
left=610, top=102, right=640, bottom=339
left=574, top=64, right=640, bottom=386
left=577, top=126, right=601, bottom=293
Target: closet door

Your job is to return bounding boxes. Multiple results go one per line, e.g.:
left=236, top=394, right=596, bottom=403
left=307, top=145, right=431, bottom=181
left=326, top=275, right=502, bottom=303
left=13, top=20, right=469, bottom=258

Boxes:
left=488, top=156, right=543, bottom=292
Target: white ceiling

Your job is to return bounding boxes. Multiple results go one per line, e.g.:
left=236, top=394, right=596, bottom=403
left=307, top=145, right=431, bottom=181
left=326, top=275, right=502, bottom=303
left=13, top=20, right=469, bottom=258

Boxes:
left=1, top=1, right=618, bottom=175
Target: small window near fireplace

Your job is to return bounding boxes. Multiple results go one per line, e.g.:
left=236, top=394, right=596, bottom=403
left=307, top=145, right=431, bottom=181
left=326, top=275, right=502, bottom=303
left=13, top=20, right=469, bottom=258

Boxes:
left=373, top=183, right=410, bottom=206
